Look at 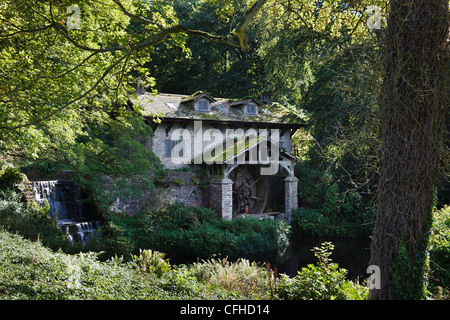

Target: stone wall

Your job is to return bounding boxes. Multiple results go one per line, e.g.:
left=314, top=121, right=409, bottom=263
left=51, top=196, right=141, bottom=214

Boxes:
left=155, top=170, right=208, bottom=208
left=108, top=170, right=209, bottom=216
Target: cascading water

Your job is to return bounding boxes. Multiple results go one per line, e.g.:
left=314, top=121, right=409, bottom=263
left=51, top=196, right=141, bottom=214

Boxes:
left=30, top=180, right=102, bottom=244
left=59, top=220, right=103, bottom=244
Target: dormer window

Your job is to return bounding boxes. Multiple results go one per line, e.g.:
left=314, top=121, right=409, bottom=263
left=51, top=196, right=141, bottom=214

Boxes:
left=181, top=93, right=215, bottom=113
left=244, top=102, right=258, bottom=115
left=229, top=98, right=262, bottom=116
left=196, top=98, right=210, bottom=112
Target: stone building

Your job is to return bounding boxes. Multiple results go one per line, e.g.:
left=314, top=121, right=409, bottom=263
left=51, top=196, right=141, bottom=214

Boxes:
left=130, top=91, right=303, bottom=221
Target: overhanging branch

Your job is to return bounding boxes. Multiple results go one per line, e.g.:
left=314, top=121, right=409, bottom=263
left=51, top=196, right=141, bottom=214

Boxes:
left=1, top=0, right=269, bottom=131
left=233, top=0, right=270, bottom=51
left=111, top=0, right=268, bottom=52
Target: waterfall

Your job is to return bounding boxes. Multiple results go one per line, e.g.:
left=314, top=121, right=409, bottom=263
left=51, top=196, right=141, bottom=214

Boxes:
left=31, top=180, right=83, bottom=221
left=29, top=180, right=102, bottom=244
left=59, top=220, right=102, bottom=245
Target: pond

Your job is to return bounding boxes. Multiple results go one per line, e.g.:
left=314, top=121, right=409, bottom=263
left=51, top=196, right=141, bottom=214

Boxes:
left=274, top=235, right=372, bottom=282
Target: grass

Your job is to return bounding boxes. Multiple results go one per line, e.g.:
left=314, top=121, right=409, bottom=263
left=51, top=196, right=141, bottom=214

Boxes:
left=0, top=227, right=371, bottom=300
left=0, top=228, right=272, bottom=300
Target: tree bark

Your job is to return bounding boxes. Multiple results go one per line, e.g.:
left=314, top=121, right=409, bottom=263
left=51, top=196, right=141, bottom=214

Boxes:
left=369, top=0, right=448, bottom=299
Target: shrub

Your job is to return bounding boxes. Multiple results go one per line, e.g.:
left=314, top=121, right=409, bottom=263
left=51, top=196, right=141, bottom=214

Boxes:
left=131, top=249, right=172, bottom=277
left=293, top=161, right=375, bottom=239
left=180, top=257, right=272, bottom=299
left=276, top=242, right=368, bottom=300
left=86, top=221, right=134, bottom=260
left=0, top=229, right=252, bottom=299
left=0, top=166, right=27, bottom=189
left=111, top=202, right=291, bottom=262
left=0, top=229, right=179, bottom=299
left=429, top=205, right=450, bottom=292
left=291, top=208, right=332, bottom=237
left=0, top=189, right=69, bottom=251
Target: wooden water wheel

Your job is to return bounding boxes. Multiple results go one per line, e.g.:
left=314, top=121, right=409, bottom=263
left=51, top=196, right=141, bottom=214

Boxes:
left=230, top=166, right=268, bottom=217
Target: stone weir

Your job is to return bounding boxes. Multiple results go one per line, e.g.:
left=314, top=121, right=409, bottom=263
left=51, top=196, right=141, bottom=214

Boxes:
left=25, top=179, right=102, bottom=244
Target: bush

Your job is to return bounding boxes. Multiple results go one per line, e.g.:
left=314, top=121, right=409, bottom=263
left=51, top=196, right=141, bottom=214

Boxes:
left=276, top=242, right=368, bottom=300
left=293, top=161, right=375, bottom=239
left=180, top=257, right=273, bottom=299
left=0, top=189, right=69, bottom=251
left=0, top=229, right=371, bottom=300
left=291, top=208, right=332, bottom=237
left=86, top=221, right=134, bottom=260
left=110, top=202, right=291, bottom=262
left=131, top=249, right=172, bottom=277
left=0, top=166, right=27, bottom=189
left=0, top=228, right=271, bottom=299
left=429, top=205, right=450, bottom=292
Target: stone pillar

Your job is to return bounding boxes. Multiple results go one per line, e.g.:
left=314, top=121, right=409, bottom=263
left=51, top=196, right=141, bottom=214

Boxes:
left=284, top=176, right=299, bottom=222
left=208, top=178, right=233, bottom=220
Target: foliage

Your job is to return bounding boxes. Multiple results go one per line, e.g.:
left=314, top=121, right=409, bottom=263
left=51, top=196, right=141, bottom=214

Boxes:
left=179, top=257, right=273, bottom=299
left=0, top=0, right=186, bottom=160
left=276, top=242, right=368, bottom=300
left=292, top=161, right=375, bottom=238
left=131, top=249, right=172, bottom=278
left=64, top=115, right=163, bottom=213
left=0, top=189, right=70, bottom=251
left=292, top=208, right=333, bottom=237
left=0, top=228, right=205, bottom=299
left=392, top=240, right=429, bottom=300
left=17, top=114, right=163, bottom=218
left=390, top=205, right=450, bottom=299
left=150, top=0, right=262, bottom=98
left=429, top=205, right=450, bottom=293
left=0, top=228, right=270, bottom=299
left=85, top=221, right=134, bottom=261
left=110, top=202, right=291, bottom=262
left=0, top=166, right=27, bottom=189
left=1, top=0, right=167, bottom=215
left=1, top=227, right=374, bottom=300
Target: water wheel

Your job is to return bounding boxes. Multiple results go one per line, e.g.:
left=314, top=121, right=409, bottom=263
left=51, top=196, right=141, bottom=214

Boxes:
left=230, top=166, right=268, bottom=217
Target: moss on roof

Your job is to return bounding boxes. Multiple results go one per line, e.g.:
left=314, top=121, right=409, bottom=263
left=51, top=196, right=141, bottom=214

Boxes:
left=130, top=92, right=303, bottom=125
left=195, top=133, right=264, bottom=163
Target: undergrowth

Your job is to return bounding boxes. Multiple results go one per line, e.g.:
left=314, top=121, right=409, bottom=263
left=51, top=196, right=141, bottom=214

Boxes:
left=0, top=228, right=368, bottom=300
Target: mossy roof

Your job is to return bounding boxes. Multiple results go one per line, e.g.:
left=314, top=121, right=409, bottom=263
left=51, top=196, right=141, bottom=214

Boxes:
left=194, top=133, right=264, bottom=163
left=130, top=92, right=304, bottom=126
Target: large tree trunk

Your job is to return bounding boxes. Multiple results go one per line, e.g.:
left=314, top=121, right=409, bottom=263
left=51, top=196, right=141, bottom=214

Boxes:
left=369, top=0, right=448, bottom=299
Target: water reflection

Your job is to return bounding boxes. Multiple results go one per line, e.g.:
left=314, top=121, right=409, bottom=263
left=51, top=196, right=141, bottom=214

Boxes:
left=276, top=236, right=372, bottom=282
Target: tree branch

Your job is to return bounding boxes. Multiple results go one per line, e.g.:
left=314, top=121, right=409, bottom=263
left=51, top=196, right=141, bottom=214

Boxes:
left=1, top=0, right=270, bottom=131
left=41, top=52, right=99, bottom=79
left=151, top=25, right=241, bottom=48
left=0, top=50, right=133, bottom=130
left=111, top=0, right=268, bottom=52
left=49, top=0, right=266, bottom=54
left=0, top=21, right=52, bottom=38
left=111, top=0, right=164, bottom=28
left=234, top=0, right=270, bottom=51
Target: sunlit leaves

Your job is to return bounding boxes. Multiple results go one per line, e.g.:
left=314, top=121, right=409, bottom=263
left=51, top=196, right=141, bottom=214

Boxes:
left=261, top=0, right=388, bottom=41
left=0, top=0, right=183, bottom=163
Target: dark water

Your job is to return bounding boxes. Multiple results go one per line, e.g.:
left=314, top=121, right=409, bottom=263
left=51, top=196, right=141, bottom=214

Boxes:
left=171, top=235, right=372, bottom=283
left=275, top=236, right=372, bottom=282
